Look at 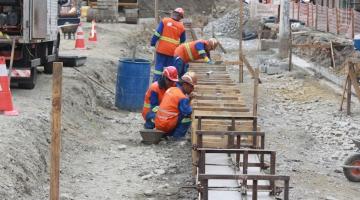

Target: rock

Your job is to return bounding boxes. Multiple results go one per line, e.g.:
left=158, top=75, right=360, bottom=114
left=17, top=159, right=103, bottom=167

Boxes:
left=325, top=196, right=338, bottom=200
left=266, top=66, right=282, bottom=75
left=154, top=169, right=166, bottom=175
left=144, top=190, right=154, bottom=197
left=158, top=183, right=169, bottom=189
left=118, top=145, right=127, bottom=151
left=141, top=174, right=153, bottom=180
left=138, top=171, right=150, bottom=177
left=334, top=169, right=342, bottom=174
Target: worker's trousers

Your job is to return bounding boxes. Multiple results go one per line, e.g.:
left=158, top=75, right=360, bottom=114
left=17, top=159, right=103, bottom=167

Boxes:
left=173, top=57, right=189, bottom=78
left=153, top=53, right=174, bottom=82
left=168, top=115, right=191, bottom=138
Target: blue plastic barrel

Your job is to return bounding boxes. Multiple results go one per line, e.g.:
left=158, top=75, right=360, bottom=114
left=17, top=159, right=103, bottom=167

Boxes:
left=115, top=58, right=151, bottom=111
left=354, top=34, right=360, bottom=50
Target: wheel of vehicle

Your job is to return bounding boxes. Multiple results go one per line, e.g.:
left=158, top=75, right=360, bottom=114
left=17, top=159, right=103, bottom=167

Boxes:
left=343, top=153, right=360, bottom=182
left=44, top=61, right=53, bottom=74
left=44, top=34, right=60, bottom=74
left=18, top=67, right=37, bottom=90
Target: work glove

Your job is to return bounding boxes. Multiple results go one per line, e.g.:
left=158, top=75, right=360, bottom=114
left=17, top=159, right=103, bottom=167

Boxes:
left=204, top=57, right=214, bottom=65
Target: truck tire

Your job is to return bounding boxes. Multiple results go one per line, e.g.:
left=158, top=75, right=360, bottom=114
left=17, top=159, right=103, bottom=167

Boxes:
left=44, top=34, right=60, bottom=74
left=343, top=153, right=360, bottom=182
left=44, top=62, right=53, bottom=74
left=18, top=67, right=37, bottom=89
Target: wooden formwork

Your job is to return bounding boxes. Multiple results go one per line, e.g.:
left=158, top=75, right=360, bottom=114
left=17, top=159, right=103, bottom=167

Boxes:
left=189, top=58, right=290, bottom=199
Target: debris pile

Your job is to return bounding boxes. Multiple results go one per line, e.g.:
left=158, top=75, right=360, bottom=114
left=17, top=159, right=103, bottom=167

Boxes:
left=204, top=7, right=253, bottom=38
left=292, top=32, right=355, bottom=71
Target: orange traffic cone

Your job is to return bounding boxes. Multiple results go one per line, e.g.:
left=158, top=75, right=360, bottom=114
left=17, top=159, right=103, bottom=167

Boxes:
left=0, top=57, right=18, bottom=116
left=88, top=20, right=97, bottom=43
left=75, top=23, right=86, bottom=50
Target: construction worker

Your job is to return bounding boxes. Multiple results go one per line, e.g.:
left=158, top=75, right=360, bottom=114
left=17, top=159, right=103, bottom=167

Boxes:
left=154, top=72, right=197, bottom=139
left=151, top=8, right=186, bottom=82
left=142, top=66, right=179, bottom=129
left=173, top=38, right=219, bottom=77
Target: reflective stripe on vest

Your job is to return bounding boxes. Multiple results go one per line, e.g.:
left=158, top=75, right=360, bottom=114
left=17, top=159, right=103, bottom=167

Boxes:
left=157, top=107, right=178, bottom=120
left=181, top=118, right=191, bottom=123
left=159, top=36, right=180, bottom=45
left=152, top=106, right=159, bottom=113
left=144, top=103, right=151, bottom=108
left=154, top=31, right=161, bottom=37
left=184, top=43, right=194, bottom=61
left=153, top=69, right=163, bottom=75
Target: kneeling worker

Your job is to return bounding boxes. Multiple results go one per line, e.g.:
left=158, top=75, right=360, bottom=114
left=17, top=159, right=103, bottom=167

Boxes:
left=142, top=66, right=179, bottom=129
left=154, top=72, right=197, bottom=138
left=174, top=38, right=219, bottom=77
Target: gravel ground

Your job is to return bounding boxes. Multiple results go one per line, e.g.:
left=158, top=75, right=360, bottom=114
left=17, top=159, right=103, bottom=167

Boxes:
left=0, top=21, right=197, bottom=200
left=226, top=40, right=360, bottom=200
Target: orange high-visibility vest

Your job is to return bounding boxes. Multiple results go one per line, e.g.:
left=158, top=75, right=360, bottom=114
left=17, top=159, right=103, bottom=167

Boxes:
left=142, top=82, right=166, bottom=120
left=154, top=87, right=186, bottom=133
left=174, top=40, right=208, bottom=63
left=155, top=18, right=185, bottom=56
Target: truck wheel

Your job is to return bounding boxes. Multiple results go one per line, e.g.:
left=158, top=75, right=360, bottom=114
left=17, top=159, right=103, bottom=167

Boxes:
left=343, top=153, right=360, bottom=182
left=44, top=34, right=60, bottom=75
left=44, top=62, right=53, bottom=74
left=18, top=68, right=37, bottom=90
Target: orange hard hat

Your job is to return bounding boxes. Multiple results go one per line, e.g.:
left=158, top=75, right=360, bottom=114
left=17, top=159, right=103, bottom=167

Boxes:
left=181, top=72, right=197, bottom=86
left=163, top=66, right=179, bottom=82
left=174, top=8, right=185, bottom=18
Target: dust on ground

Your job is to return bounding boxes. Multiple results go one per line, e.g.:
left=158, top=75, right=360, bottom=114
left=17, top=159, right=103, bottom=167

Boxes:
left=0, top=20, right=196, bottom=200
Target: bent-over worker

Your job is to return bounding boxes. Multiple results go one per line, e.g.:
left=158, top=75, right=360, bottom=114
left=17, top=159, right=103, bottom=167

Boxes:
left=173, top=38, right=219, bottom=77
left=154, top=72, right=197, bottom=138
left=151, top=8, right=186, bottom=82
left=142, top=66, right=179, bottom=129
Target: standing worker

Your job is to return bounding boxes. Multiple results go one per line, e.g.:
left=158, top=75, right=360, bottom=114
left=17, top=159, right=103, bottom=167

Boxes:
left=154, top=72, right=197, bottom=139
left=151, top=8, right=186, bottom=82
left=174, top=38, right=219, bottom=77
left=142, top=66, right=179, bottom=129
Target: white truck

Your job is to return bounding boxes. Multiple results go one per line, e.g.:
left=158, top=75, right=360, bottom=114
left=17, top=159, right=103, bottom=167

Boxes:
left=0, top=0, right=60, bottom=89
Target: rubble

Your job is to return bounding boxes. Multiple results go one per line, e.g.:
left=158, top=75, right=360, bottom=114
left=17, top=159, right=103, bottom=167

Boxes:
left=204, top=7, right=253, bottom=38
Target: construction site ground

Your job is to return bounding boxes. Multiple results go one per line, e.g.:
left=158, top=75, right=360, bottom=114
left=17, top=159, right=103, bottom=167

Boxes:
left=1, top=17, right=360, bottom=200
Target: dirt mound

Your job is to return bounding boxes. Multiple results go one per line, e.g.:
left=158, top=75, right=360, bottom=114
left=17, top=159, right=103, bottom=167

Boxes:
left=292, top=32, right=355, bottom=71
left=139, top=0, right=215, bottom=18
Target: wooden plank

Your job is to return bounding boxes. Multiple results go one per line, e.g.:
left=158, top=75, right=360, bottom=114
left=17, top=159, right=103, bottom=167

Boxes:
left=50, top=63, right=63, bottom=200
left=193, top=99, right=247, bottom=106
left=194, top=110, right=254, bottom=119
left=193, top=106, right=250, bottom=112
left=195, top=95, right=240, bottom=101
left=253, top=68, right=259, bottom=116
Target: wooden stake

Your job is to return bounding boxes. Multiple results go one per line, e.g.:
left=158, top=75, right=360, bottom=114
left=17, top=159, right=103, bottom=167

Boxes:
left=155, top=0, right=159, bottom=24
left=340, top=75, right=349, bottom=111
left=239, top=0, right=244, bottom=83
left=330, top=41, right=336, bottom=69
left=297, top=1, right=300, bottom=20
left=315, top=3, right=318, bottom=30
left=326, top=1, right=329, bottom=32
left=253, top=68, right=259, bottom=116
left=289, top=21, right=293, bottom=71
left=347, top=72, right=352, bottom=115
left=336, top=8, right=339, bottom=35
left=352, top=9, right=355, bottom=39
left=50, top=62, right=63, bottom=200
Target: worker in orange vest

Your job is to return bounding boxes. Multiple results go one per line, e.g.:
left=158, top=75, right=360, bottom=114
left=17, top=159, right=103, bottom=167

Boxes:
left=142, top=66, right=179, bottom=129
left=151, top=8, right=186, bottom=82
left=173, top=38, right=219, bottom=77
left=154, top=72, right=197, bottom=139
